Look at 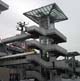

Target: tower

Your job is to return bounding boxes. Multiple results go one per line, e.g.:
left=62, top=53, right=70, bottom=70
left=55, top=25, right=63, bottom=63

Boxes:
left=23, top=3, right=68, bottom=81
left=24, top=3, right=68, bottom=60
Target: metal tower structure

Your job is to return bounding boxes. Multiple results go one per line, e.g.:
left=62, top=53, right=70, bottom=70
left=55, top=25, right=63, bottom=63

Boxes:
left=0, top=3, right=80, bottom=81
left=23, top=3, right=68, bottom=59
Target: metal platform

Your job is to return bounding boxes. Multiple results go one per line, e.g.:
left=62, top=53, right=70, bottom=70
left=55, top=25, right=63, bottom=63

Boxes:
left=24, top=3, right=68, bottom=24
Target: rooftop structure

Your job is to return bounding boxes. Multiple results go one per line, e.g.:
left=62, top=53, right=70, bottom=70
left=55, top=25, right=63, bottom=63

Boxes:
left=24, top=3, right=68, bottom=24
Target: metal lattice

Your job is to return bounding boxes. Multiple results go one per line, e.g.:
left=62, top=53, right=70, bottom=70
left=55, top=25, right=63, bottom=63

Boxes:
left=23, top=3, right=68, bottom=24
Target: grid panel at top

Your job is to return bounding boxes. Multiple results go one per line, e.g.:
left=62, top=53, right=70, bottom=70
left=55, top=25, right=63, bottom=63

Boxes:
left=23, top=3, right=68, bottom=24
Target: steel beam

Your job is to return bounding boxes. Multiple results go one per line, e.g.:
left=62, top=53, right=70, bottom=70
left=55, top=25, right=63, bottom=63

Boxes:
left=0, top=51, right=35, bottom=60
left=0, top=0, right=9, bottom=12
left=0, top=33, right=31, bottom=44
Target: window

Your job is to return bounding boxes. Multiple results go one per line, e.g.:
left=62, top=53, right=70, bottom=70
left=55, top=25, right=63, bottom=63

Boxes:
left=9, top=73, right=20, bottom=81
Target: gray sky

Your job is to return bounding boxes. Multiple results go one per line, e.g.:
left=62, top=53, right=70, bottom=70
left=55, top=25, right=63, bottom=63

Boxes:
left=0, top=0, right=80, bottom=60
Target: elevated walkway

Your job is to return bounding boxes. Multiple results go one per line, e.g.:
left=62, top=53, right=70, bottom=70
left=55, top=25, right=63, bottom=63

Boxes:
left=0, top=52, right=53, bottom=69
left=26, top=25, right=66, bottom=43
left=0, top=51, right=79, bottom=73
left=55, top=60, right=72, bottom=71
left=26, top=40, right=67, bottom=56
left=0, top=33, right=31, bottom=44
left=26, top=54, right=53, bottom=69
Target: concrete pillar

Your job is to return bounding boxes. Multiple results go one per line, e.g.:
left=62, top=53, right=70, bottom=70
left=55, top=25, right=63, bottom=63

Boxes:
left=39, top=16, right=55, bottom=61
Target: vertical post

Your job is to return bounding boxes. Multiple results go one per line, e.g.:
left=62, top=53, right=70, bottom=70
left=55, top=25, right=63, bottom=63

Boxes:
left=39, top=16, right=55, bottom=61
left=39, top=16, right=50, bottom=61
left=72, top=56, right=75, bottom=76
left=22, top=69, right=26, bottom=80
left=0, top=11, right=1, bottom=14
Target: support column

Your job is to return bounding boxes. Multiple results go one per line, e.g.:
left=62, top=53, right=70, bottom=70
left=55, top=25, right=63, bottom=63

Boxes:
left=39, top=16, right=55, bottom=61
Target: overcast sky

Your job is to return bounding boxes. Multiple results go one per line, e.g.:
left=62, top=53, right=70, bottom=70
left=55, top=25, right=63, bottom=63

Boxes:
left=0, top=0, right=80, bottom=60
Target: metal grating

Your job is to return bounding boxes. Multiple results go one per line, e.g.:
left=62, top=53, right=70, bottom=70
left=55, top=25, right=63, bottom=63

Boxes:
left=23, top=3, right=68, bottom=24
